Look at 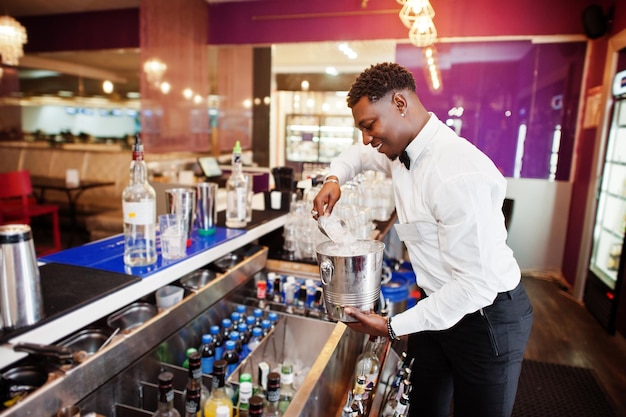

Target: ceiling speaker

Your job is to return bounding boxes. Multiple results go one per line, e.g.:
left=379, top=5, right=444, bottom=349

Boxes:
left=582, top=4, right=607, bottom=39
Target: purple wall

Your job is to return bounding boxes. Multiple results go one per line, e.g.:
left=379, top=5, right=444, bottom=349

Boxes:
left=397, top=41, right=586, bottom=179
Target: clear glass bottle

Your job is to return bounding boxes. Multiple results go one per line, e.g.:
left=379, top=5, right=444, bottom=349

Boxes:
left=153, top=371, right=181, bottom=417
left=263, top=371, right=281, bottom=417
left=350, top=374, right=367, bottom=417
left=226, top=140, right=248, bottom=228
left=122, top=134, right=157, bottom=266
left=204, top=360, right=234, bottom=417
left=183, top=351, right=210, bottom=416
left=277, top=363, right=295, bottom=414
left=237, top=381, right=253, bottom=417
left=354, top=336, right=382, bottom=404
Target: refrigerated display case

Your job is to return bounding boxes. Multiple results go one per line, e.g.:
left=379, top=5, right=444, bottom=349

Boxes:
left=285, top=114, right=357, bottom=164
left=585, top=69, right=626, bottom=333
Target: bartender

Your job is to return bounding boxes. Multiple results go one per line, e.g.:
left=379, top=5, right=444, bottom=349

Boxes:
left=312, top=62, right=533, bottom=417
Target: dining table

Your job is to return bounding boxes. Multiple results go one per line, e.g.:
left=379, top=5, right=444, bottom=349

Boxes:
left=30, top=176, right=115, bottom=246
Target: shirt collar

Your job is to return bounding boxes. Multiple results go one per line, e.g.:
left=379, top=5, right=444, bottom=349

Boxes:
left=402, top=112, right=440, bottom=167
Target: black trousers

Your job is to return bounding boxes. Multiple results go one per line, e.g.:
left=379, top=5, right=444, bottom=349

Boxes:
left=407, top=282, right=534, bottom=417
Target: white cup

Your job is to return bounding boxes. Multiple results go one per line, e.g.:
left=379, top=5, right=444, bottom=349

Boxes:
left=65, top=169, right=80, bottom=187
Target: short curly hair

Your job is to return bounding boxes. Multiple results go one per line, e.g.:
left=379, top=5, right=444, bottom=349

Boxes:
left=347, top=62, right=416, bottom=108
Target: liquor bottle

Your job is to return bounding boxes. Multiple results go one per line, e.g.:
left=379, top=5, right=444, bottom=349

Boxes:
left=354, top=336, right=382, bottom=403
left=263, top=372, right=281, bottom=417
left=184, top=385, right=201, bottom=417
left=210, top=325, right=224, bottom=361
left=381, top=379, right=412, bottom=417
left=204, top=360, right=234, bottom=417
left=183, top=351, right=210, bottom=416
left=199, top=334, right=215, bottom=375
left=277, top=363, right=295, bottom=414
left=392, top=392, right=410, bottom=417
left=237, top=381, right=253, bottom=417
left=350, top=375, right=367, bottom=417
left=153, top=371, right=181, bottom=417
left=226, top=140, right=248, bottom=228
left=123, top=134, right=157, bottom=266
left=222, top=340, right=239, bottom=378
left=249, top=396, right=265, bottom=417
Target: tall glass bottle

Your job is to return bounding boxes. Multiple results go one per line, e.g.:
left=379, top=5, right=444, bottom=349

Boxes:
left=277, top=363, right=295, bottom=414
left=204, top=360, right=234, bottom=417
left=263, top=372, right=281, bottom=417
left=184, top=351, right=210, bottom=416
left=123, top=134, right=157, bottom=266
left=184, top=385, right=201, bottom=417
left=350, top=375, right=367, bottom=417
left=237, top=381, right=253, bottom=417
left=153, top=371, right=181, bottom=417
left=225, top=140, right=248, bottom=228
left=354, top=336, right=382, bottom=406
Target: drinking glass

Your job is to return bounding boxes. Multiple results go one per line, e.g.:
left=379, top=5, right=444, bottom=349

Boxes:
left=159, top=213, right=187, bottom=259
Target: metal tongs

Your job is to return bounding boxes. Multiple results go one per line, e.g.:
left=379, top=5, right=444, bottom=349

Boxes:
left=14, top=342, right=82, bottom=365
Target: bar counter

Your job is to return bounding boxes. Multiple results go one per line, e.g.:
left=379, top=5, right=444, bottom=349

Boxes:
left=0, top=210, right=287, bottom=371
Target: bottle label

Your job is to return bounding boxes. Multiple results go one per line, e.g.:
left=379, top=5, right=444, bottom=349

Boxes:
left=123, top=201, right=155, bottom=225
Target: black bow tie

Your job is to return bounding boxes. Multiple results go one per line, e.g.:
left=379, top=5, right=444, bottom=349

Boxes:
left=399, top=151, right=410, bottom=169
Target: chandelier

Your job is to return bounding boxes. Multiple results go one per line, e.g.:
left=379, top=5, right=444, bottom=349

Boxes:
left=143, top=58, right=167, bottom=87
left=0, top=15, right=28, bottom=66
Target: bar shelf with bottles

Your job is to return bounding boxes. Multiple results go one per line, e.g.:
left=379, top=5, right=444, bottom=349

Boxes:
left=285, top=114, right=358, bottom=164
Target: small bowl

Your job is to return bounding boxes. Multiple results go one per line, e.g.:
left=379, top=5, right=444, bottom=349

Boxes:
left=155, top=285, right=184, bottom=310
left=180, top=269, right=216, bottom=293
left=107, top=302, right=158, bottom=333
left=57, top=328, right=111, bottom=355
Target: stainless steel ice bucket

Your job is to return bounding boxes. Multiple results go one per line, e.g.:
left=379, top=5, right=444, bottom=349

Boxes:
left=0, top=224, right=44, bottom=329
left=315, top=240, right=385, bottom=322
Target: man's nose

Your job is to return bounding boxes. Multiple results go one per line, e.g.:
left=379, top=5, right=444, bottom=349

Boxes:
left=362, top=134, right=373, bottom=145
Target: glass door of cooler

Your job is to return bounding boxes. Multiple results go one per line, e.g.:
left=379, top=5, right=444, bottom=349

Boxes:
left=589, top=97, right=626, bottom=290
left=285, top=114, right=321, bottom=163
left=318, top=115, right=358, bottom=162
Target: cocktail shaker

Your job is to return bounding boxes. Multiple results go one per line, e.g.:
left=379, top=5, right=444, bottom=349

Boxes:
left=0, top=224, right=44, bottom=329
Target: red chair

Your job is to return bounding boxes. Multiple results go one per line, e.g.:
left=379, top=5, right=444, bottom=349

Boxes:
left=0, top=170, right=62, bottom=256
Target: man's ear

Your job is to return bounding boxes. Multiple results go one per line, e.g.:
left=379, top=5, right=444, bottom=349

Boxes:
left=393, top=92, right=407, bottom=114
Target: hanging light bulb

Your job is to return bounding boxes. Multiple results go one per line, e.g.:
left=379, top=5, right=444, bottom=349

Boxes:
left=399, top=0, right=435, bottom=29
left=0, top=15, right=27, bottom=66
left=408, top=14, right=437, bottom=47
left=102, top=80, right=114, bottom=94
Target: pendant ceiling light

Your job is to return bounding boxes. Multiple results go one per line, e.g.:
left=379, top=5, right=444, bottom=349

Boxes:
left=0, top=15, right=28, bottom=66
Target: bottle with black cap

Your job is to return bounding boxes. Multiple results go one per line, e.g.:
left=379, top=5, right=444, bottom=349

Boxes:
left=152, top=371, right=181, bottom=417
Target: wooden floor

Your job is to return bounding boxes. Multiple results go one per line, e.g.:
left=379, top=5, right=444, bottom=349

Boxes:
left=522, top=273, right=626, bottom=415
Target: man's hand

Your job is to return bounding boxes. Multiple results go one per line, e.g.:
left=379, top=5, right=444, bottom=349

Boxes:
left=311, top=177, right=341, bottom=219
left=343, top=307, right=389, bottom=338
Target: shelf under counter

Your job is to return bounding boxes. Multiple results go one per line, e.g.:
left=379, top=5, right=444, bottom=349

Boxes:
left=0, top=210, right=287, bottom=371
